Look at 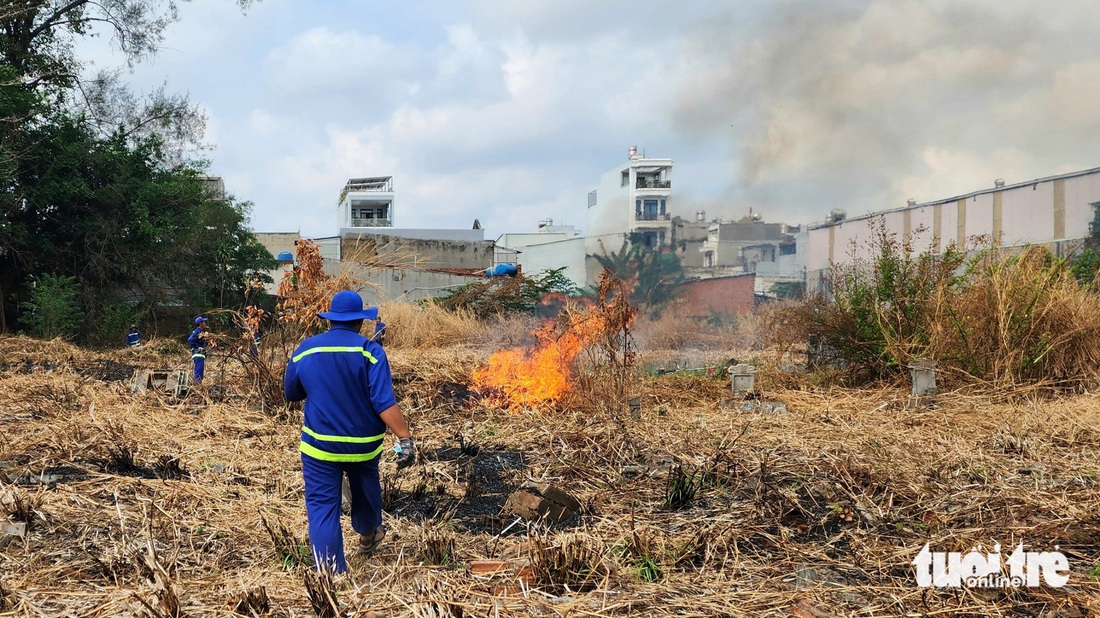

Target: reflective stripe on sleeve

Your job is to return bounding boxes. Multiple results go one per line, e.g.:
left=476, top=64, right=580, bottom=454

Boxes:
left=292, top=346, right=378, bottom=364
left=299, top=441, right=385, bottom=462
left=302, top=425, right=385, bottom=444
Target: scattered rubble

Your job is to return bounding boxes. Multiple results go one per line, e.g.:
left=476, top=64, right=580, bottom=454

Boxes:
left=503, top=482, right=581, bottom=522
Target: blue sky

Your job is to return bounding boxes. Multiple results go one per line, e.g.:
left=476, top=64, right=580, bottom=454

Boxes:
left=81, top=0, right=1100, bottom=239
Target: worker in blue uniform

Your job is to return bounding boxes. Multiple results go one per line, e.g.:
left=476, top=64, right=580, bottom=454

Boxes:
left=126, top=324, right=141, bottom=348
left=372, top=314, right=387, bottom=346
left=284, top=290, right=415, bottom=573
left=187, top=316, right=208, bottom=384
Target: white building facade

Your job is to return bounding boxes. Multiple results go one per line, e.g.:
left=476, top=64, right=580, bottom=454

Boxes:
left=339, top=177, right=394, bottom=230
left=585, top=147, right=673, bottom=284
left=496, top=219, right=586, bottom=290
left=586, top=148, right=673, bottom=251
left=336, top=176, right=484, bottom=246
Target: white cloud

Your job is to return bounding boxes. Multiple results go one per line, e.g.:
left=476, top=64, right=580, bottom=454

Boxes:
left=75, top=0, right=1100, bottom=238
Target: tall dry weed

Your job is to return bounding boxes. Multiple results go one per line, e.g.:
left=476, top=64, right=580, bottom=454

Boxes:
left=634, top=311, right=755, bottom=353
left=379, top=302, right=484, bottom=348
left=798, top=223, right=1100, bottom=387
left=932, top=246, right=1100, bottom=386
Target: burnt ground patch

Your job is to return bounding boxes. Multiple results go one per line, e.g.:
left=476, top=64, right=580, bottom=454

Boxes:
left=6, top=464, right=90, bottom=486
left=80, top=360, right=136, bottom=383
left=0, top=361, right=60, bottom=374
left=382, top=443, right=529, bottom=535
left=88, top=448, right=191, bottom=481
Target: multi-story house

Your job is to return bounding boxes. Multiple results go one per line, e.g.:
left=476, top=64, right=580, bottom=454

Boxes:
left=586, top=147, right=673, bottom=252
left=338, top=176, right=394, bottom=230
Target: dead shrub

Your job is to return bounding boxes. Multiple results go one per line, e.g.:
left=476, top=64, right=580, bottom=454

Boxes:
left=302, top=567, right=340, bottom=618
left=795, top=219, right=1100, bottom=387
left=528, top=528, right=611, bottom=592
left=230, top=586, right=270, bottom=617
left=3, top=486, right=44, bottom=528
left=931, top=246, right=1100, bottom=386
left=633, top=310, right=751, bottom=353
left=475, top=312, right=542, bottom=350
left=419, top=522, right=458, bottom=566
left=259, top=514, right=312, bottom=570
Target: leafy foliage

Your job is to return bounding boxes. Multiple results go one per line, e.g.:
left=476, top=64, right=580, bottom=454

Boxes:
left=1071, top=201, right=1100, bottom=290
left=769, top=281, right=805, bottom=300
left=590, top=236, right=683, bottom=312
left=92, top=301, right=142, bottom=348
left=0, top=1, right=269, bottom=337
left=19, top=273, right=83, bottom=339
left=791, top=218, right=1100, bottom=386
left=1, top=0, right=254, bottom=90
left=0, top=109, right=275, bottom=333
left=811, top=220, right=967, bottom=376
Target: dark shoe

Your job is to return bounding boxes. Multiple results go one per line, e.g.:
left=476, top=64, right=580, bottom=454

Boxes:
left=358, top=523, right=387, bottom=554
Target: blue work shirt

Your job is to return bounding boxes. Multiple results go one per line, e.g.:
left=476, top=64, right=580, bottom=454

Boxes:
left=284, top=323, right=397, bottom=462
left=127, top=330, right=140, bottom=347
left=187, top=327, right=206, bottom=351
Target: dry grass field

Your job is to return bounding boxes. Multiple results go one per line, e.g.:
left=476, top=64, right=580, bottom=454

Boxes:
left=1, top=317, right=1100, bottom=617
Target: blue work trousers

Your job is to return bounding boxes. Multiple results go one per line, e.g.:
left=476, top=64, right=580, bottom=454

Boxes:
left=192, top=353, right=205, bottom=383
left=301, top=454, right=383, bottom=573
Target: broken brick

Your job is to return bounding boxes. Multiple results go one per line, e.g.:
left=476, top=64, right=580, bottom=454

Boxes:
left=503, top=490, right=544, bottom=520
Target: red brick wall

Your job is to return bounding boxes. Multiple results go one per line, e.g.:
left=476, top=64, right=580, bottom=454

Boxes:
left=672, top=274, right=756, bottom=317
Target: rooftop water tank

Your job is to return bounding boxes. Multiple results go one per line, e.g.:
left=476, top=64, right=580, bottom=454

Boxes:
left=276, top=251, right=294, bottom=263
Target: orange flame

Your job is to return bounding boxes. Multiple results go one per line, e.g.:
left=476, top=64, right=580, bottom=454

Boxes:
left=473, top=311, right=606, bottom=411
left=474, top=273, right=637, bottom=411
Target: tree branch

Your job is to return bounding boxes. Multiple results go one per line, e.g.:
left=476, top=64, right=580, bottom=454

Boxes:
left=28, top=0, right=91, bottom=41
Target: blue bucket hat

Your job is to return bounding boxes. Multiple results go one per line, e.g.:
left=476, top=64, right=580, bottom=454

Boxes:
left=194, top=316, right=208, bottom=325
left=318, top=290, right=378, bottom=322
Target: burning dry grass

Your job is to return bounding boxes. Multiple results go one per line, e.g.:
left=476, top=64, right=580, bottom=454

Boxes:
left=2, top=336, right=1100, bottom=617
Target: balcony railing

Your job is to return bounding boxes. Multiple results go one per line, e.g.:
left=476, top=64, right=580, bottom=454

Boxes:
left=634, top=213, right=671, bottom=222
left=636, top=179, right=671, bottom=189
left=344, top=177, right=393, bottom=192
left=349, top=218, right=393, bottom=227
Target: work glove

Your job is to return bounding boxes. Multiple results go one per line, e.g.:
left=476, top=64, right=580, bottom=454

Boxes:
left=395, top=437, right=416, bottom=470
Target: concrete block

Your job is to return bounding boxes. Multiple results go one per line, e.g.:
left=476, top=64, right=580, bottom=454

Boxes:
left=1, top=521, right=27, bottom=547
left=131, top=370, right=149, bottom=394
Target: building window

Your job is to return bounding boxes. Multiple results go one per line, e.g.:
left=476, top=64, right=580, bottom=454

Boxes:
left=643, top=199, right=659, bottom=220
left=636, top=200, right=642, bottom=218
left=588, top=190, right=597, bottom=208
left=621, top=170, right=629, bottom=187
left=660, top=199, right=666, bottom=215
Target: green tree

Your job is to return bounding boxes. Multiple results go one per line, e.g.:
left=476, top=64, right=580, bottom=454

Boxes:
left=592, top=237, right=643, bottom=281
left=0, top=0, right=262, bottom=333
left=19, top=273, right=83, bottom=339
left=1, top=1, right=254, bottom=90
left=1, top=104, right=275, bottom=336
left=590, top=235, right=683, bottom=311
